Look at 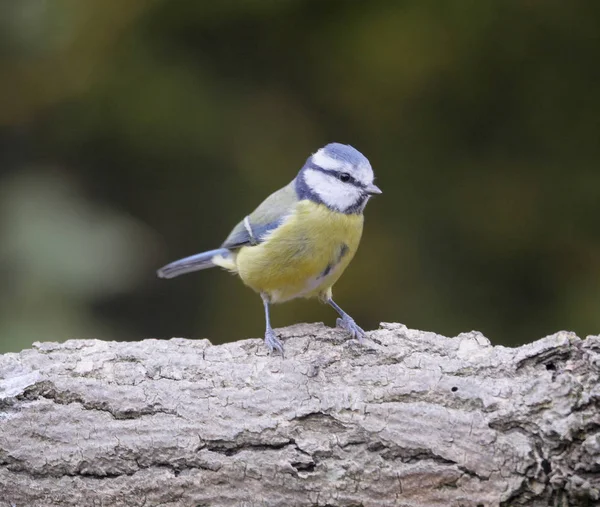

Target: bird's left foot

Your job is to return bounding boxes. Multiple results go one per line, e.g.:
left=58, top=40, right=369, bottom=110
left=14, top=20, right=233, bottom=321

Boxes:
left=336, top=315, right=365, bottom=343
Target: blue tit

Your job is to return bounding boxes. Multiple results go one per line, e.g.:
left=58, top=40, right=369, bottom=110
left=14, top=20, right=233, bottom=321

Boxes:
left=157, top=142, right=382, bottom=356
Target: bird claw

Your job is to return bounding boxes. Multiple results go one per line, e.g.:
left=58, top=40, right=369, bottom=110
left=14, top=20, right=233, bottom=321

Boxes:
left=336, top=315, right=365, bottom=343
left=265, top=329, right=285, bottom=357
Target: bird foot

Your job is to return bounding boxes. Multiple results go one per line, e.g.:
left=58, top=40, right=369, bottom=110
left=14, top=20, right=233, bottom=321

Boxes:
left=336, top=315, right=365, bottom=343
left=265, top=329, right=285, bottom=357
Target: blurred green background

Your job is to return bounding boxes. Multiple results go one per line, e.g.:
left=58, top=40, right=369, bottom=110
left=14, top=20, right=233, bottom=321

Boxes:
left=1, top=0, right=599, bottom=353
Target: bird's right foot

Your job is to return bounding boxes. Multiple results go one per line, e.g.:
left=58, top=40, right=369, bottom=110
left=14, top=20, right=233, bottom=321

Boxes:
left=336, top=314, right=366, bottom=343
left=265, top=329, right=284, bottom=357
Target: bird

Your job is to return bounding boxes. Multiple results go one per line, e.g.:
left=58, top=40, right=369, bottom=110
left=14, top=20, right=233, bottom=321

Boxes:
left=157, top=142, right=382, bottom=356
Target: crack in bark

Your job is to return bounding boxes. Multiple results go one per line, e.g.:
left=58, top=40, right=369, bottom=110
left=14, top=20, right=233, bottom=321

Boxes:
left=204, top=439, right=292, bottom=457
left=18, top=380, right=177, bottom=419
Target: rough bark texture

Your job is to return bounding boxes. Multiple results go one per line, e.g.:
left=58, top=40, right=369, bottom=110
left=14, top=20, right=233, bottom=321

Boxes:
left=0, top=323, right=599, bottom=507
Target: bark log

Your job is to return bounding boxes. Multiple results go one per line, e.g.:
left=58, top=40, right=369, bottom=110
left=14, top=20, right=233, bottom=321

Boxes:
left=0, top=323, right=599, bottom=507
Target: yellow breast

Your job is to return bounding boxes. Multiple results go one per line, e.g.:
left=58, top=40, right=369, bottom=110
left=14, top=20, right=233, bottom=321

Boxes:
left=234, top=201, right=364, bottom=303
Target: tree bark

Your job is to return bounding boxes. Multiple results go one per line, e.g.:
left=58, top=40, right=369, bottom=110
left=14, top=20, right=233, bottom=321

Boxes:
left=0, top=323, right=598, bottom=507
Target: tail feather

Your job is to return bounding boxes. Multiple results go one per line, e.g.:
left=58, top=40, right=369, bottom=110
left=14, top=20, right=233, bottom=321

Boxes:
left=157, top=248, right=230, bottom=279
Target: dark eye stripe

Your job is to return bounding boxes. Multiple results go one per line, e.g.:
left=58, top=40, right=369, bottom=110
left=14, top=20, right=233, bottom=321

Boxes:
left=305, top=162, right=366, bottom=189
left=336, top=171, right=364, bottom=188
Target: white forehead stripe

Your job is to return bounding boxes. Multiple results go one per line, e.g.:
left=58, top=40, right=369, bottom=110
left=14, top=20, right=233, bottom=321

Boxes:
left=304, top=168, right=363, bottom=212
left=353, top=163, right=374, bottom=186
left=311, top=149, right=350, bottom=171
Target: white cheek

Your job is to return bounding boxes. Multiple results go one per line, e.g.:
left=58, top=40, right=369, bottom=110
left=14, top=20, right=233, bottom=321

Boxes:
left=304, top=169, right=363, bottom=211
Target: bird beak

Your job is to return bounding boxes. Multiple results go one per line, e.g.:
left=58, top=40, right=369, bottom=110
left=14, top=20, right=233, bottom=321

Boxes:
left=366, top=183, right=382, bottom=195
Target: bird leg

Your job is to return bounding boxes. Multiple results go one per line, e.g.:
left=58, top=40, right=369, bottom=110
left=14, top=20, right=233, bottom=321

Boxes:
left=327, top=298, right=366, bottom=343
left=261, top=293, right=284, bottom=357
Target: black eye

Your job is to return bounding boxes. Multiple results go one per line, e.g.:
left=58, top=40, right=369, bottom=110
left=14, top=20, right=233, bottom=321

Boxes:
left=338, top=172, right=351, bottom=183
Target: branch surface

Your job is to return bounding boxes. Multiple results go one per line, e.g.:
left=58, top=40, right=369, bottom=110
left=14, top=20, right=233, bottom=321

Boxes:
left=0, top=323, right=599, bottom=507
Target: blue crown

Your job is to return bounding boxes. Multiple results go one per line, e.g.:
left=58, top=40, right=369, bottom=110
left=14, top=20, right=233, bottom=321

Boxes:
left=322, top=143, right=369, bottom=167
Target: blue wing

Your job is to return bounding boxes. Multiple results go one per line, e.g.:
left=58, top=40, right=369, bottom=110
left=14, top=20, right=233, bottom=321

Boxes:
left=221, top=181, right=298, bottom=249
left=157, top=181, right=298, bottom=279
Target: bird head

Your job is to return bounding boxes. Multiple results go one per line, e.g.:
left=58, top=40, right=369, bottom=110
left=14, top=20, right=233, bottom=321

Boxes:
left=297, top=143, right=381, bottom=213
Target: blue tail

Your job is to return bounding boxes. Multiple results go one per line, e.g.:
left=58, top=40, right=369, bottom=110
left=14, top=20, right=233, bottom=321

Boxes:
left=157, top=248, right=230, bottom=279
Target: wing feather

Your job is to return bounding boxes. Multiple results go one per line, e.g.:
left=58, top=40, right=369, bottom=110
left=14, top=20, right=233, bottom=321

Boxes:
left=221, top=181, right=298, bottom=249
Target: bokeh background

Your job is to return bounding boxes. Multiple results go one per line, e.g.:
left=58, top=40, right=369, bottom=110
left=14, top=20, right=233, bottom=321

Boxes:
left=1, top=0, right=600, bottom=353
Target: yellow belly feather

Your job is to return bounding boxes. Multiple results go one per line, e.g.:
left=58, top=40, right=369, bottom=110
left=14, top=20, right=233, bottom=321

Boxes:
left=217, top=201, right=363, bottom=303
